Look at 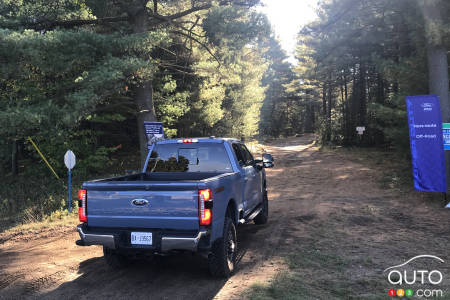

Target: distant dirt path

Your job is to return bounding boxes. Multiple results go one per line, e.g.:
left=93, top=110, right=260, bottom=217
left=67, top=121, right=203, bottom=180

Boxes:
left=1, top=135, right=450, bottom=299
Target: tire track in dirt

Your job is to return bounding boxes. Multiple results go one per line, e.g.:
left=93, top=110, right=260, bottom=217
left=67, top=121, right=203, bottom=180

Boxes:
left=213, top=137, right=318, bottom=299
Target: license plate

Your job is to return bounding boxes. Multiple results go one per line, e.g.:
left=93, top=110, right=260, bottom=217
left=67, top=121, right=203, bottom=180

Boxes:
left=131, top=232, right=153, bottom=245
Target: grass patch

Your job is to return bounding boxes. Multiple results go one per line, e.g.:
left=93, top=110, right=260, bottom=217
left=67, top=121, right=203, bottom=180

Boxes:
left=247, top=273, right=313, bottom=300
left=0, top=149, right=141, bottom=233
left=246, top=246, right=388, bottom=299
left=331, top=146, right=448, bottom=206
left=0, top=210, right=78, bottom=235
left=323, top=146, right=413, bottom=191
left=287, top=249, right=348, bottom=271
left=246, top=247, right=356, bottom=300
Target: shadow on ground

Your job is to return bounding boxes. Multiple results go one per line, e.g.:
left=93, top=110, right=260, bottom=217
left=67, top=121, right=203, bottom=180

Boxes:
left=36, top=223, right=266, bottom=300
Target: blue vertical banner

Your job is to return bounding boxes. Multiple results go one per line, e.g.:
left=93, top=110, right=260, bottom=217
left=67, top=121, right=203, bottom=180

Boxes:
left=144, top=122, right=164, bottom=150
left=406, top=95, right=446, bottom=192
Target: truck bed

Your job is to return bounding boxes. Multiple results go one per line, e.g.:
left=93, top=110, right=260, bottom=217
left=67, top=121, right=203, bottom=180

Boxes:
left=83, top=171, right=238, bottom=230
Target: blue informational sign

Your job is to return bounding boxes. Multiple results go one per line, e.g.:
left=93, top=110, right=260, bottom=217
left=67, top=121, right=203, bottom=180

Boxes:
left=144, top=122, right=164, bottom=150
left=406, top=95, right=446, bottom=192
left=443, top=123, right=450, bottom=150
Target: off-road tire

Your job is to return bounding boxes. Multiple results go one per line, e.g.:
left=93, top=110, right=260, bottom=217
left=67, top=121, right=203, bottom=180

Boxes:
left=103, top=246, right=128, bottom=269
left=208, top=217, right=237, bottom=278
left=254, top=190, right=268, bottom=225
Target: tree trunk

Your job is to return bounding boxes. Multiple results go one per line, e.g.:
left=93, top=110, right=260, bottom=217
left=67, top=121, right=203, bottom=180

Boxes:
left=374, top=73, right=386, bottom=145
left=11, top=139, right=18, bottom=175
left=136, top=82, right=157, bottom=166
left=132, top=9, right=158, bottom=168
left=426, top=46, right=449, bottom=116
left=376, top=73, right=385, bottom=104
left=304, top=99, right=315, bottom=133
left=420, top=0, right=449, bottom=118
left=350, top=66, right=358, bottom=143
left=343, top=73, right=351, bottom=144
left=358, top=60, right=367, bottom=127
left=340, top=76, right=346, bottom=143
left=420, top=0, right=450, bottom=191
left=322, top=85, right=328, bottom=144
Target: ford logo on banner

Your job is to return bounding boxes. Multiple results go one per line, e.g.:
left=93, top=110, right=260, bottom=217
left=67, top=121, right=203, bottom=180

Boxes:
left=406, top=95, right=446, bottom=192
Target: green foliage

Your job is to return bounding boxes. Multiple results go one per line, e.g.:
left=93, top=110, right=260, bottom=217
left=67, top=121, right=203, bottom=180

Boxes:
left=176, top=6, right=270, bottom=138
left=0, top=0, right=93, bottom=29
left=216, top=49, right=267, bottom=138
left=260, top=37, right=301, bottom=137
left=0, top=28, right=164, bottom=139
left=0, top=0, right=273, bottom=222
left=288, top=0, right=449, bottom=149
left=154, top=75, right=190, bottom=138
left=203, top=6, right=270, bottom=50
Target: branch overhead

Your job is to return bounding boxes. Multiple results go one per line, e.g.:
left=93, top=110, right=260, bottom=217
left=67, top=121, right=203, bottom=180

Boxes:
left=14, top=0, right=259, bottom=31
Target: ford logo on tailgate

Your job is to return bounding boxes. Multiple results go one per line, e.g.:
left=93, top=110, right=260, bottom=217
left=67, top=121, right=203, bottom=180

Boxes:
left=131, top=199, right=149, bottom=206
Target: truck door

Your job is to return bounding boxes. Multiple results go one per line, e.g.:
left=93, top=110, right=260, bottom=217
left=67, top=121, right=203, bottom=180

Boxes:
left=239, top=144, right=262, bottom=211
left=232, top=143, right=250, bottom=215
left=232, top=143, right=261, bottom=215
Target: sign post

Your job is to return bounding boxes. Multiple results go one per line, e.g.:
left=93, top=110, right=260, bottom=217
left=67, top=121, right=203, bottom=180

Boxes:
left=64, top=150, right=76, bottom=213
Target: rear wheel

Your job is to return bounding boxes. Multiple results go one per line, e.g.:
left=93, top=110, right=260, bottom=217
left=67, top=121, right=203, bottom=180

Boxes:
left=254, top=190, right=268, bottom=225
left=103, top=246, right=128, bottom=269
left=208, top=217, right=237, bottom=278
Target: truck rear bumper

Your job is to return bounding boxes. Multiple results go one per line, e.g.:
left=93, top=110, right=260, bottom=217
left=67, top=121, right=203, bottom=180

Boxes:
left=77, top=225, right=116, bottom=248
left=76, top=224, right=208, bottom=252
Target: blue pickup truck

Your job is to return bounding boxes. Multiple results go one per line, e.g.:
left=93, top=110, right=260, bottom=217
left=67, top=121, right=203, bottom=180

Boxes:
left=76, top=137, right=274, bottom=277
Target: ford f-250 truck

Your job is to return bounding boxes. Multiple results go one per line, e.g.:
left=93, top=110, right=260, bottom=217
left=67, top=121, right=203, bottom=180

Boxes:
left=76, top=137, right=274, bottom=277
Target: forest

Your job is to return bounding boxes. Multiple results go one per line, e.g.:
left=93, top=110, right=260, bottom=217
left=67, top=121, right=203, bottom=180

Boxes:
left=1, top=0, right=449, bottom=221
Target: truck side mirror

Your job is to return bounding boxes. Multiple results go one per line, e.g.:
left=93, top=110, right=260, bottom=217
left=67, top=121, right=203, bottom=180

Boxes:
left=262, top=153, right=274, bottom=168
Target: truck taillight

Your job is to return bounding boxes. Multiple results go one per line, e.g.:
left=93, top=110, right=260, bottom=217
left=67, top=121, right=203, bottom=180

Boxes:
left=78, top=189, right=87, bottom=222
left=199, top=189, right=212, bottom=226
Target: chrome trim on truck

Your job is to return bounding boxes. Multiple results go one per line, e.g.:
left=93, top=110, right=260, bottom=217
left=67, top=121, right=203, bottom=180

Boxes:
left=77, top=225, right=207, bottom=252
left=161, top=231, right=208, bottom=252
left=77, top=225, right=116, bottom=249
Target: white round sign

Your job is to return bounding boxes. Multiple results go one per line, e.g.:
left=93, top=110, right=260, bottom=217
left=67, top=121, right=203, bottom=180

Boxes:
left=64, top=150, right=76, bottom=169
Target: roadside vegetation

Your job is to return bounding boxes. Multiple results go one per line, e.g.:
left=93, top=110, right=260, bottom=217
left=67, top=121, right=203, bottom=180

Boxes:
left=0, top=0, right=274, bottom=225
left=247, top=245, right=354, bottom=300
left=335, top=147, right=448, bottom=208
left=0, top=211, right=78, bottom=244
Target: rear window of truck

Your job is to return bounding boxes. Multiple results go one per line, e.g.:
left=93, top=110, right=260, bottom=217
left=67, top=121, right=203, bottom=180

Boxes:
left=147, top=143, right=233, bottom=173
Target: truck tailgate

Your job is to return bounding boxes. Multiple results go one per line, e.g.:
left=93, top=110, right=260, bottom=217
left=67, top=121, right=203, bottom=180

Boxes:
left=85, top=182, right=199, bottom=230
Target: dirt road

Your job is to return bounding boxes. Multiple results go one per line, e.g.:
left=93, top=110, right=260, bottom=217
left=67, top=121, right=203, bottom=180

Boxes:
left=1, top=135, right=450, bottom=299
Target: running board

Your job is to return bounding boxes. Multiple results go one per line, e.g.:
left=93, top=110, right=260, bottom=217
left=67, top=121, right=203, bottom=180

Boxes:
left=240, top=206, right=262, bottom=224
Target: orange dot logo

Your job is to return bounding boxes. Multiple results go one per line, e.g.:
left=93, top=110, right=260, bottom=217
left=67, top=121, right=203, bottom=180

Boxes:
left=397, top=289, right=405, bottom=297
